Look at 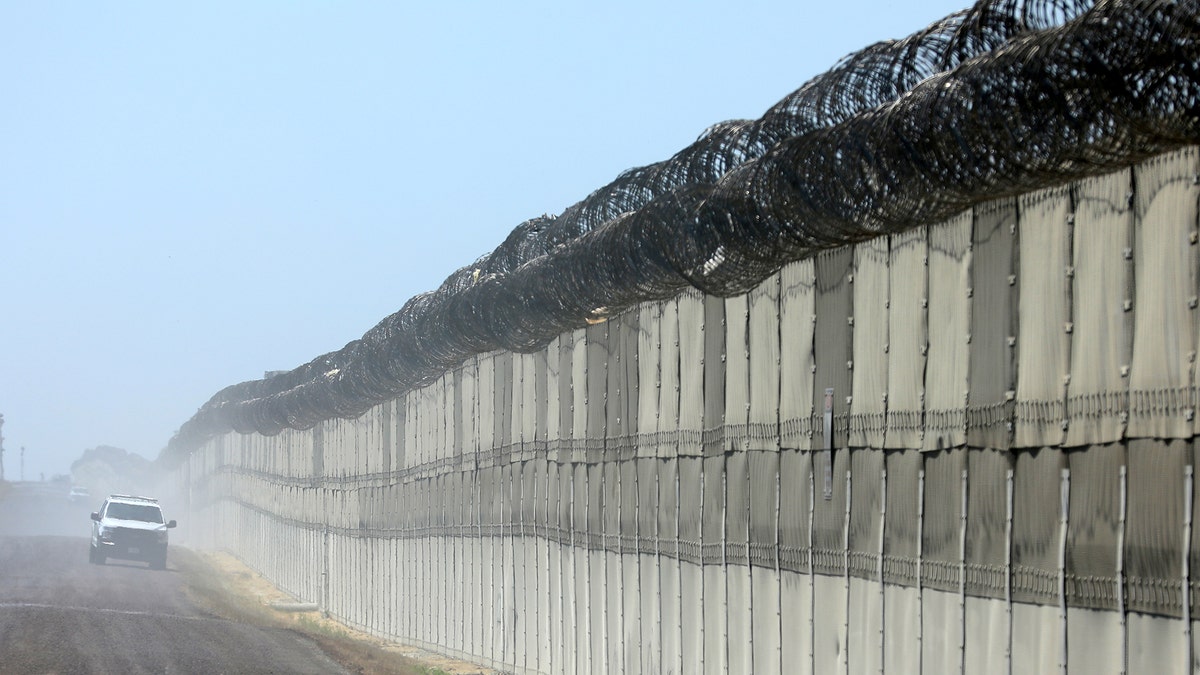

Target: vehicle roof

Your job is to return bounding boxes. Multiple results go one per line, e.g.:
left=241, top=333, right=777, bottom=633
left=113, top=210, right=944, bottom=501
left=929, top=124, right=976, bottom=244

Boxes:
left=106, top=494, right=160, bottom=505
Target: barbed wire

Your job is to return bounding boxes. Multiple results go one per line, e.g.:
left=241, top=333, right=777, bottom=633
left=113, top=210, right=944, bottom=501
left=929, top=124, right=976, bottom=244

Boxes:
left=163, top=0, right=1200, bottom=463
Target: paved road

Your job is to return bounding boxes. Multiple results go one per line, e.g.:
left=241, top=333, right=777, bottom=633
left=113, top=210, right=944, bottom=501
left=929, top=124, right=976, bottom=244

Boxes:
left=0, top=483, right=349, bottom=674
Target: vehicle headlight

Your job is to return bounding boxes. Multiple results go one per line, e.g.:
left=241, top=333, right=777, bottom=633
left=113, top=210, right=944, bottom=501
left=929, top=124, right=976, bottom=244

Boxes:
left=156, top=530, right=168, bottom=543
left=97, top=527, right=112, bottom=542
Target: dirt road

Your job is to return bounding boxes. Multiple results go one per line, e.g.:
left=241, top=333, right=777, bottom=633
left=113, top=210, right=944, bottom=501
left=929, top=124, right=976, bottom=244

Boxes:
left=0, top=483, right=350, bottom=674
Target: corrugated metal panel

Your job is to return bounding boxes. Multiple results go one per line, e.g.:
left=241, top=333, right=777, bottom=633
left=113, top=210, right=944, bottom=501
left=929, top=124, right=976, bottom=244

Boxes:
left=884, top=449, right=921, bottom=587
left=635, top=462, right=661, bottom=673
left=1194, top=439, right=1200, bottom=619
left=606, top=311, right=638, bottom=456
left=1015, top=185, right=1072, bottom=448
left=1065, top=442, right=1123, bottom=611
left=1125, top=438, right=1187, bottom=617
left=569, top=328, right=588, bottom=461
left=1066, top=169, right=1135, bottom=446
left=459, top=361, right=477, bottom=465
left=749, top=451, right=780, bottom=569
left=555, top=333, right=574, bottom=461
left=748, top=275, right=781, bottom=450
left=921, top=448, right=965, bottom=594
left=656, top=298, right=682, bottom=459
left=1011, top=447, right=1065, bottom=605
left=850, top=238, right=891, bottom=448
left=724, top=294, right=751, bottom=452
left=678, top=455, right=704, bottom=674
left=926, top=211, right=972, bottom=450
left=779, top=259, right=816, bottom=449
left=656, top=457, right=682, bottom=675
left=725, top=451, right=750, bottom=567
left=725, top=452, right=754, bottom=675
left=811, top=449, right=849, bottom=576
left=777, top=446, right=816, bottom=571
left=508, top=351, right=526, bottom=459
left=744, top=446, right=782, bottom=672
left=678, top=289, right=706, bottom=456
left=703, top=296, right=727, bottom=455
left=814, top=248, right=854, bottom=450
left=585, top=322, right=608, bottom=462
left=637, top=304, right=662, bottom=456
left=886, top=227, right=928, bottom=449
left=1129, top=149, right=1200, bottom=439
left=476, top=352, right=495, bottom=466
left=968, top=199, right=1018, bottom=449
left=964, top=448, right=1010, bottom=598
left=848, top=449, right=884, bottom=581
left=544, top=336, right=560, bottom=455
left=532, top=351, right=548, bottom=456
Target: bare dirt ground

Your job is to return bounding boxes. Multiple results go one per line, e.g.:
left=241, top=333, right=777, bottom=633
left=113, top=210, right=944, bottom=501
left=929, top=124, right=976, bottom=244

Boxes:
left=183, top=549, right=496, bottom=675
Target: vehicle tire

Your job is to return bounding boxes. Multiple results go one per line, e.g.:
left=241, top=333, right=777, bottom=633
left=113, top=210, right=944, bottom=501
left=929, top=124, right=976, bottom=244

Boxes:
left=90, top=545, right=105, bottom=565
left=151, top=550, right=167, bottom=570
left=87, top=545, right=96, bottom=564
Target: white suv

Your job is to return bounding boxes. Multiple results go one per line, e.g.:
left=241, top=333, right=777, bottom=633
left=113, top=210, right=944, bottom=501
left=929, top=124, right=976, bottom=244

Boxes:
left=89, top=494, right=177, bottom=569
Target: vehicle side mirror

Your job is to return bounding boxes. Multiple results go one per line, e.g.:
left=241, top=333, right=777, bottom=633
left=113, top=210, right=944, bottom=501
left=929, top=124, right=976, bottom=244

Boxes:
left=167, top=520, right=177, bottom=528
left=90, top=512, right=101, bottom=521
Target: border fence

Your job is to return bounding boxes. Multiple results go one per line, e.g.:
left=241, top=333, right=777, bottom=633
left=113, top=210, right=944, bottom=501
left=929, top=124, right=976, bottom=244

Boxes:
left=162, top=1, right=1200, bottom=673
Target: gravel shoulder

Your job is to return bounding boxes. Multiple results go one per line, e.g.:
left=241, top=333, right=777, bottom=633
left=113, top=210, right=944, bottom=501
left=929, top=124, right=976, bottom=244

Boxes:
left=176, top=548, right=494, bottom=675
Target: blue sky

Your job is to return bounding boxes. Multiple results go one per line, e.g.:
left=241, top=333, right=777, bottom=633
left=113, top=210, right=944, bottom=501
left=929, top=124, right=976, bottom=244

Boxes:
left=0, top=1, right=966, bottom=480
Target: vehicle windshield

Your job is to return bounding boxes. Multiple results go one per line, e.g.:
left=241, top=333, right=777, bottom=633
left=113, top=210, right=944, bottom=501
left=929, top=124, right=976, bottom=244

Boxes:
left=105, top=503, right=163, bottom=523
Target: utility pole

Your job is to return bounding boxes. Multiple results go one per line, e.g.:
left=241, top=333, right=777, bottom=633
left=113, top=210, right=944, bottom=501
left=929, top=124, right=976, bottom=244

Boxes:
left=0, top=413, right=5, bottom=482
left=20, top=446, right=24, bottom=482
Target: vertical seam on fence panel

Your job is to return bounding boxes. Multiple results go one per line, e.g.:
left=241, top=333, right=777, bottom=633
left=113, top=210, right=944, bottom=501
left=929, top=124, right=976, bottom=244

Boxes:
left=879, top=465, right=887, bottom=675
left=522, top=464, right=531, bottom=675
left=476, top=468, right=484, bottom=660
left=654, top=461, right=663, bottom=675
left=620, top=459, right=627, bottom=675
left=808, top=453, right=816, bottom=674
left=775, top=454, right=783, bottom=675
left=441, top=479, right=448, bottom=651
left=959, top=467, right=967, bottom=675
left=1117, top=464, right=1127, bottom=675
left=747, top=450, right=756, bottom=675
left=510, top=466, right=518, bottom=670
left=546, top=463, right=553, bottom=675
left=917, top=468, right=925, bottom=675
left=699, top=456, right=706, bottom=675
left=723, top=457, right=731, bottom=675
left=1058, top=467, right=1070, bottom=675
left=635, top=459, right=643, bottom=675
left=585, top=466, right=593, bottom=675
left=603, top=462, right=611, bottom=675
left=1183, top=464, right=1194, bottom=674
left=1005, top=468, right=1014, bottom=675
left=571, top=468, right=579, bottom=675
left=676, top=462, right=684, bottom=675
left=844, top=466, right=852, bottom=675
